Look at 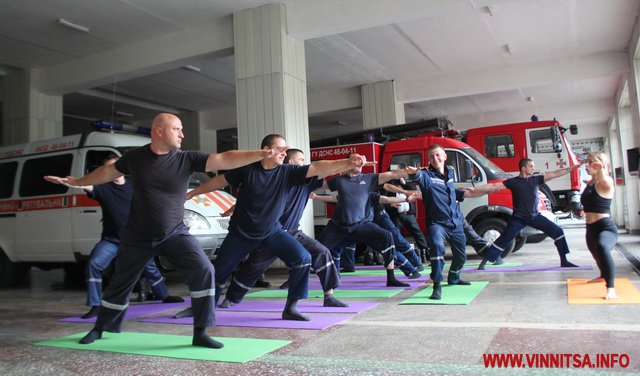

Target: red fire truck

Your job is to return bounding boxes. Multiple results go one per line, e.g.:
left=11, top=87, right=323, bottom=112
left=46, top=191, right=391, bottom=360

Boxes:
left=460, top=119, right=580, bottom=214
left=310, top=134, right=555, bottom=257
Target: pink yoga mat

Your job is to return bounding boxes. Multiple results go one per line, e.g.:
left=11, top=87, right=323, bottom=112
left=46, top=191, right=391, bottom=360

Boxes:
left=59, top=298, right=191, bottom=323
left=140, top=311, right=354, bottom=330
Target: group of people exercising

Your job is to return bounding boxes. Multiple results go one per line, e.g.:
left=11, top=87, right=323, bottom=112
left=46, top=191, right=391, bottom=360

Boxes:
left=45, top=113, right=617, bottom=349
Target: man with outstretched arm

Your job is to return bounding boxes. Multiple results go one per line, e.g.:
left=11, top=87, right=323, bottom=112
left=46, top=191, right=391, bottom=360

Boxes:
left=46, top=154, right=183, bottom=320
left=218, top=148, right=353, bottom=309
left=186, top=135, right=367, bottom=321
left=316, top=156, right=420, bottom=287
left=413, top=144, right=498, bottom=300
left=476, top=158, right=581, bottom=270
left=45, top=113, right=280, bottom=349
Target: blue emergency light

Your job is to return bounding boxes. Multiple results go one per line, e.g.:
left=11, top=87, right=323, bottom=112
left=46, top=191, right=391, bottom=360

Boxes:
left=92, top=121, right=151, bottom=136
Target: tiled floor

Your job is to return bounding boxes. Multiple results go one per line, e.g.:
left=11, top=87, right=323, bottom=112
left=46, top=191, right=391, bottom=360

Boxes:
left=1, top=227, right=639, bottom=375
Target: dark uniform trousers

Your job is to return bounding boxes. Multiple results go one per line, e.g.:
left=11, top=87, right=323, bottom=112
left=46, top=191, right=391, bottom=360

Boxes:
left=214, top=227, right=312, bottom=303
left=427, top=223, right=467, bottom=284
left=484, top=214, right=569, bottom=262
left=95, top=223, right=216, bottom=331
left=318, top=220, right=396, bottom=270
left=225, top=229, right=340, bottom=303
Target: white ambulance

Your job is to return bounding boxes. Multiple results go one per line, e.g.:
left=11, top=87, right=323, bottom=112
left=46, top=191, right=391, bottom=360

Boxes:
left=0, top=130, right=235, bottom=286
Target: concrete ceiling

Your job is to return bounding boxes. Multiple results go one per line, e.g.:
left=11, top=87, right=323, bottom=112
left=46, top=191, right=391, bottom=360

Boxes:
left=0, top=0, right=637, bottom=142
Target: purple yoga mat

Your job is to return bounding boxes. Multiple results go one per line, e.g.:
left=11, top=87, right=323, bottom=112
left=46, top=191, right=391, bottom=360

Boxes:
left=310, top=282, right=422, bottom=290
left=140, top=312, right=354, bottom=330
left=336, top=276, right=430, bottom=283
left=59, top=298, right=191, bottom=323
left=461, top=265, right=593, bottom=273
left=217, top=300, right=378, bottom=314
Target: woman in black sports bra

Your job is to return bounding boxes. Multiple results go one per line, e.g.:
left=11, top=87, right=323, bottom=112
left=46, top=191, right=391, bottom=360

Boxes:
left=581, top=151, right=617, bottom=299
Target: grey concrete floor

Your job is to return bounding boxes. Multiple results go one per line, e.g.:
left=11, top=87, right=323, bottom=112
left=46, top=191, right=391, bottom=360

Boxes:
left=1, top=227, right=640, bottom=375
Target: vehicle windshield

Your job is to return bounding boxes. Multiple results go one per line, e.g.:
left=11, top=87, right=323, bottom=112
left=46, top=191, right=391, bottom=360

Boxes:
left=461, top=147, right=512, bottom=180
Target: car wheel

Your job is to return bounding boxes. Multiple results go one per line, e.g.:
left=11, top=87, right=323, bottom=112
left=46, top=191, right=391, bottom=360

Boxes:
left=512, top=235, right=527, bottom=253
left=474, top=218, right=515, bottom=258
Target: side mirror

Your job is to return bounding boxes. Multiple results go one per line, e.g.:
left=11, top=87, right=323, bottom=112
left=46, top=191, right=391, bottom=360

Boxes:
left=569, top=124, right=578, bottom=135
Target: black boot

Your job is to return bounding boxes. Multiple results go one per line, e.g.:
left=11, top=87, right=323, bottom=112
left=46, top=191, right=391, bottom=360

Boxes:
left=282, top=298, right=309, bottom=321
left=81, top=306, right=99, bottom=319
left=429, top=282, right=442, bottom=300
left=386, top=269, right=410, bottom=287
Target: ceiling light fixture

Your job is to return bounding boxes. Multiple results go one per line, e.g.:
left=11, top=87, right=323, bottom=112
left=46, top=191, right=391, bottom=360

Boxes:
left=504, top=44, right=513, bottom=56
left=183, top=65, right=202, bottom=72
left=486, top=5, right=495, bottom=17
left=115, top=110, right=134, bottom=118
left=57, top=18, right=90, bottom=33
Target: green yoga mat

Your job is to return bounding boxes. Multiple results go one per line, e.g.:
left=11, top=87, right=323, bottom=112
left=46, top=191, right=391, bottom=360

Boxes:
left=340, top=263, right=522, bottom=277
left=34, top=332, right=290, bottom=363
left=400, top=281, right=489, bottom=305
left=246, top=289, right=402, bottom=299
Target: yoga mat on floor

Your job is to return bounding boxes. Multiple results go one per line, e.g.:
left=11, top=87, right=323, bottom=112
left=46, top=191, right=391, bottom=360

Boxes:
left=34, top=331, right=289, bottom=363
left=245, top=289, right=402, bottom=299
left=340, top=263, right=522, bottom=277
left=400, top=281, right=489, bottom=305
left=59, top=298, right=191, bottom=323
left=218, top=300, right=378, bottom=314
left=338, top=269, right=405, bottom=277
left=356, top=265, right=427, bottom=271
left=141, top=312, right=354, bottom=330
left=567, top=278, right=640, bottom=304
left=308, top=282, right=420, bottom=290
left=462, top=264, right=593, bottom=273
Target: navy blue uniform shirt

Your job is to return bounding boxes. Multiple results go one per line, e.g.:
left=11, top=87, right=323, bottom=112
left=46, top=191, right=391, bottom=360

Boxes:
left=88, top=179, right=132, bottom=239
left=225, top=161, right=310, bottom=239
left=415, top=166, right=465, bottom=229
left=279, top=176, right=323, bottom=231
left=328, top=173, right=379, bottom=225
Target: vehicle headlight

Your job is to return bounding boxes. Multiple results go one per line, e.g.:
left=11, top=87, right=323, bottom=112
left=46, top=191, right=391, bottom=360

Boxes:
left=183, top=209, right=210, bottom=230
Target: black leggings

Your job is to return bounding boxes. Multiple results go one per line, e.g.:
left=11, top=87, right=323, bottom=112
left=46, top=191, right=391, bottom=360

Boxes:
left=585, top=217, right=618, bottom=288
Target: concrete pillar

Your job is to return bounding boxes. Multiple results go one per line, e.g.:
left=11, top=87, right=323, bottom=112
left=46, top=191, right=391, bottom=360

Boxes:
left=617, top=105, right=640, bottom=232
left=180, top=111, right=202, bottom=152
left=361, top=80, right=405, bottom=129
left=234, top=3, right=313, bottom=240
left=3, top=70, right=62, bottom=145
left=609, top=119, right=625, bottom=226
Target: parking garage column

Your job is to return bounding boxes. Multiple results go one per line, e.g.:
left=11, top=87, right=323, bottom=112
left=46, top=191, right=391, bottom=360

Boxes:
left=361, top=80, right=405, bottom=130
left=234, top=3, right=313, bottom=238
left=233, top=3, right=309, bottom=151
left=2, top=69, right=62, bottom=145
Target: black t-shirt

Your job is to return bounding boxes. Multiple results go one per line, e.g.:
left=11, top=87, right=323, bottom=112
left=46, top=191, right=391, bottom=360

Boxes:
left=114, top=144, right=209, bottom=239
left=225, top=161, right=309, bottom=239
left=88, top=180, right=132, bottom=239
left=504, top=175, right=544, bottom=219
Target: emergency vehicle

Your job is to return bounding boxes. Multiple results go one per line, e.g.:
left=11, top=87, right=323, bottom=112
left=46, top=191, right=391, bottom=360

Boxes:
left=310, top=135, right=555, bottom=258
left=0, top=129, right=235, bottom=287
left=460, top=119, right=581, bottom=214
